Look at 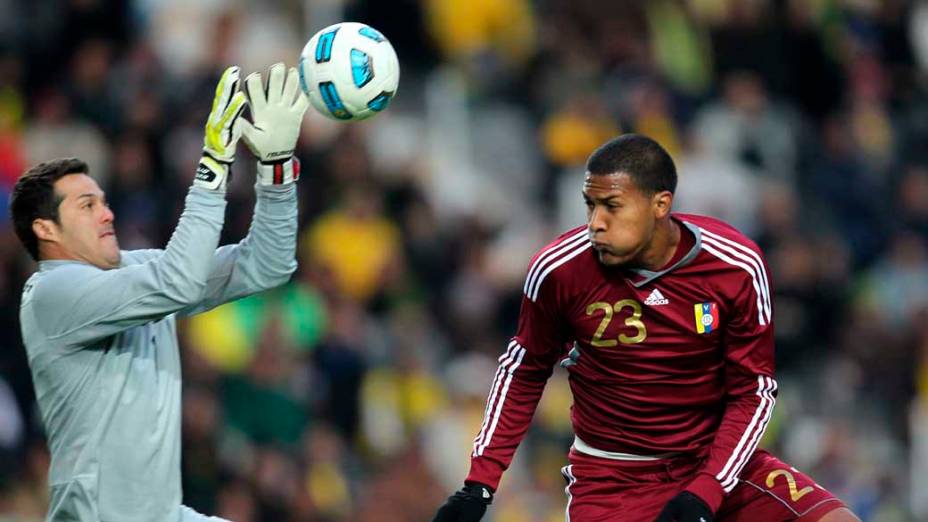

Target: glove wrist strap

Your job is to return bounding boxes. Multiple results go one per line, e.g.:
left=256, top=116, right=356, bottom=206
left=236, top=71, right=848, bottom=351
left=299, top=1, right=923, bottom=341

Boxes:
left=256, top=157, right=300, bottom=185
left=194, top=155, right=229, bottom=191
left=461, top=483, right=494, bottom=505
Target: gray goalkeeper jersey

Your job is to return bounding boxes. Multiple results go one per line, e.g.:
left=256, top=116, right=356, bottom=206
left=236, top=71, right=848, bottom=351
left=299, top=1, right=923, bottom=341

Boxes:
left=19, top=184, right=298, bottom=522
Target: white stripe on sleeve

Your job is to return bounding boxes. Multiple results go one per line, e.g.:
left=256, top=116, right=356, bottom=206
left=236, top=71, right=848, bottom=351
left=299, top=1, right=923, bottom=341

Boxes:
left=528, top=242, right=591, bottom=301
left=472, top=341, right=519, bottom=454
left=700, top=228, right=771, bottom=322
left=700, top=240, right=768, bottom=326
left=715, top=376, right=777, bottom=490
left=475, top=343, right=526, bottom=456
left=523, top=230, right=588, bottom=296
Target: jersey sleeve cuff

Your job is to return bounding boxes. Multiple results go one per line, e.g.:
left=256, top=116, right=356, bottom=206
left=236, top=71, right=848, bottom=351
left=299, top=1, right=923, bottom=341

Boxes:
left=466, top=457, right=505, bottom=492
left=684, top=473, right=725, bottom=514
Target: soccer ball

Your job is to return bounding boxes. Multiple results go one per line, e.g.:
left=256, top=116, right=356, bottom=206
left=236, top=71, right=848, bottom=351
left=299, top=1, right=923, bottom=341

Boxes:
left=298, top=22, right=400, bottom=121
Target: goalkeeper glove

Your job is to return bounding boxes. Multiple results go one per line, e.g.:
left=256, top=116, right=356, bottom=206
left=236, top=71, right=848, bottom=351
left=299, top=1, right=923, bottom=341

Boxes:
left=196, top=66, right=248, bottom=191
left=432, top=483, right=493, bottom=522
left=654, top=491, right=715, bottom=522
left=240, top=62, right=309, bottom=185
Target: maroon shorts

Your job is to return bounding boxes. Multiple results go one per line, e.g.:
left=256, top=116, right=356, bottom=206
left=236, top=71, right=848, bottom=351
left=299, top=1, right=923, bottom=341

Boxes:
left=561, top=448, right=847, bottom=521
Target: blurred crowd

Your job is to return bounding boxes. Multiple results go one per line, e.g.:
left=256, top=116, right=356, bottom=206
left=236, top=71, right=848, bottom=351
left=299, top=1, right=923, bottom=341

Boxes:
left=0, top=0, right=927, bottom=520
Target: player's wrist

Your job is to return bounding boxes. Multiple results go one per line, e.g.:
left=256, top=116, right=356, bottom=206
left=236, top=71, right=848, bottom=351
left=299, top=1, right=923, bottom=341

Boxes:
left=684, top=473, right=725, bottom=514
left=466, top=458, right=505, bottom=492
left=256, top=157, right=300, bottom=186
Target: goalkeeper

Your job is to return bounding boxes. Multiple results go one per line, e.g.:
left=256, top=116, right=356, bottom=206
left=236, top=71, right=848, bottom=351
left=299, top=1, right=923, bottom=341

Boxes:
left=10, top=63, right=308, bottom=521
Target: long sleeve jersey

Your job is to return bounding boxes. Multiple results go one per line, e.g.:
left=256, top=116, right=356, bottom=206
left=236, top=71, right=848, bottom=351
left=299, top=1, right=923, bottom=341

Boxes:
left=467, top=214, right=776, bottom=511
left=19, top=183, right=298, bottom=522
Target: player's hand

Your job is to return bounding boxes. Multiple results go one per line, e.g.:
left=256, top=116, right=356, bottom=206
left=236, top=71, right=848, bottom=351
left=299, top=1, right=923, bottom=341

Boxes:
left=432, top=483, right=493, bottom=522
left=654, top=491, right=715, bottom=522
left=197, top=66, right=248, bottom=191
left=240, top=62, right=309, bottom=185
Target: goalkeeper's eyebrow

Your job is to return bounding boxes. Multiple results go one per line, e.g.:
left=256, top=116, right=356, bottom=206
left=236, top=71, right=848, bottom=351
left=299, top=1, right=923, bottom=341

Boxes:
left=75, top=193, right=107, bottom=204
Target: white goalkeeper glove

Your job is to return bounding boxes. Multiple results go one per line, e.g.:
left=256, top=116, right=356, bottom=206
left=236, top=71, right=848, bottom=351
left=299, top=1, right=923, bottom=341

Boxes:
left=196, top=66, right=248, bottom=191
left=240, top=62, right=309, bottom=185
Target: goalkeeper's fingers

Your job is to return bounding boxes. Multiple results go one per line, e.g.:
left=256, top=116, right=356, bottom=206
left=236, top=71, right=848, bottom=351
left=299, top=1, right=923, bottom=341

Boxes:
left=221, top=92, right=247, bottom=129
left=204, top=90, right=247, bottom=160
left=292, top=89, right=309, bottom=118
left=287, top=66, right=309, bottom=116
left=266, top=62, right=286, bottom=105
left=209, top=66, right=241, bottom=128
left=282, top=67, right=300, bottom=108
left=244, top=71, right=267, bottom=116
left=225, top=92, right=247, bottom=148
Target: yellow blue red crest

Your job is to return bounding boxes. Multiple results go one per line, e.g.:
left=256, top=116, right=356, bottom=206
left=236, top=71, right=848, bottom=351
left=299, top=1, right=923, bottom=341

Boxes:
left=694, top=302, right=719, bottom=334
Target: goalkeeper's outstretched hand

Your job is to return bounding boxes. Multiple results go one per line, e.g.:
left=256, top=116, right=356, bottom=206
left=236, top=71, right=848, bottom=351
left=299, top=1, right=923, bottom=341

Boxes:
left=432, top=483, right=493, bottom=522
left=196, top=66, right=248, bottom=191
left=654, top=491, right=715, bottom=522
left=240, top=62, right=309, bottom=185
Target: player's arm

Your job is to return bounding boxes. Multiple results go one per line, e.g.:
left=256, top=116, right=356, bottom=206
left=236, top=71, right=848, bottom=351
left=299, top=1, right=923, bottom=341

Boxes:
left=178, top=63, right=309, bottom=316
left=433, top=271, right=570, bottom=522
left=660, top=260, right=776, bottom=520
left=26, top=67, right=248, bottom=347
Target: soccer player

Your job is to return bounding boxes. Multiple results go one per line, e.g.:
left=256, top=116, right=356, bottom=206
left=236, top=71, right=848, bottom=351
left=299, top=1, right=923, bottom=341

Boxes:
left=432, top=135, right=859, bottom=521
left=10, top=63, right=308, bottom=521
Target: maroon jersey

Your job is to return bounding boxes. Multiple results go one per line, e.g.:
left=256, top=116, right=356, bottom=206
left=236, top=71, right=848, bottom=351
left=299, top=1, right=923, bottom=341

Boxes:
left=467, top=213, right=777, bottom=504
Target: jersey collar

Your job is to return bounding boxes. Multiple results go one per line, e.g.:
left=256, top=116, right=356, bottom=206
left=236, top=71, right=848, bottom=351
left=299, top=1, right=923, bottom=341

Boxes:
left=37, top=259, right=89, bottom=272
left=625, top=220, right=702, bottom=288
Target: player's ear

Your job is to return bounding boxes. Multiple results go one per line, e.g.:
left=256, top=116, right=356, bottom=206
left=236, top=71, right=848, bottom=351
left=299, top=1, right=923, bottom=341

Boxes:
left=653, top=190, right=673, bottom=219
left=32, top=218, right=60, bottom=242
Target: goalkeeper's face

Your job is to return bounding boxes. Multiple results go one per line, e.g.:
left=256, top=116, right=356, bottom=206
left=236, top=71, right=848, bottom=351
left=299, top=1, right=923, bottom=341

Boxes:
left=49, top=174, right=120, bottom=269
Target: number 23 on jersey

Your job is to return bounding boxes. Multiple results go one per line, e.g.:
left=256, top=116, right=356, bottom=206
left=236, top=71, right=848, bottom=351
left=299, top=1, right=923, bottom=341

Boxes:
left=585, top=299, right=647, bottom=347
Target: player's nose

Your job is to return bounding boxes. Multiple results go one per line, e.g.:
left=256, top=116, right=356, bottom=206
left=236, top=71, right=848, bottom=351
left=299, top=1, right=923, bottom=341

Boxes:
left=100, top=205, right=115, bottom=224
left=588, top=207, right=607, bottom=232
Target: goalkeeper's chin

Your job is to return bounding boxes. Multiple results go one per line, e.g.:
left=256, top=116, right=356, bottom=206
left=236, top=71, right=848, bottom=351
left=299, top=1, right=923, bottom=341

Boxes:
left=100, top=233, right=122, bottom=269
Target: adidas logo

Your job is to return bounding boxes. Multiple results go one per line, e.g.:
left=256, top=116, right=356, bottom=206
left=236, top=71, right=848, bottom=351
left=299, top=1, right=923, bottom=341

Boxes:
left=644, top=288, right=669, bottom=306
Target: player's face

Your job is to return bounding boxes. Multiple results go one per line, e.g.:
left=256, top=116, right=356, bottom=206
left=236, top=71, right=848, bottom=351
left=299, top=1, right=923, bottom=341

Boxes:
left=44, top=174, right=120, bottom=269
left=583, top=172, right=662, bottom=267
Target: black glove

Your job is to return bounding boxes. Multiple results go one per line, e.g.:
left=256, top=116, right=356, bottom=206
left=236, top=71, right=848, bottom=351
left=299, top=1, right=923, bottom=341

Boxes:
left=654, top=491, right=715, bottom=522
left=432, top=483, right=494, bottom=522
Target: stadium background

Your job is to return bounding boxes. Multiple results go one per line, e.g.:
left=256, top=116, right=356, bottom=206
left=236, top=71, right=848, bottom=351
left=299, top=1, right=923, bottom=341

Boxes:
left=0, top=0, right=926, bottom=520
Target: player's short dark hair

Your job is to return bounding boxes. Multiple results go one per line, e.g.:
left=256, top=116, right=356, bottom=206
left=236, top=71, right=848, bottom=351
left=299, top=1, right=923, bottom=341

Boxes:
left=586, top=134, right=677, bottom=195
left=9, top=158, right=89, bottom=261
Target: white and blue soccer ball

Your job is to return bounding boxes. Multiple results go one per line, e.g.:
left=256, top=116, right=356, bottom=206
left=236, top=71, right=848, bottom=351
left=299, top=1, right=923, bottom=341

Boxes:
left=298, top=22, right=400, bottom=121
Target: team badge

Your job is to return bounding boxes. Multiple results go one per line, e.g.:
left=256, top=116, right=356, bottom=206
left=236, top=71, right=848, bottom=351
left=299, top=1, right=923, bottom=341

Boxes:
left=694, top=302, right=719, bottom=334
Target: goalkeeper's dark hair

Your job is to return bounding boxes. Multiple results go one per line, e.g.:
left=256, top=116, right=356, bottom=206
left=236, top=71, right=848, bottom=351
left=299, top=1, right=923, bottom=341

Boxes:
left=586, top=134, right=677, bottom=195
left=10, top=158, right=89, bottom=261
